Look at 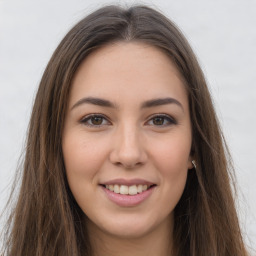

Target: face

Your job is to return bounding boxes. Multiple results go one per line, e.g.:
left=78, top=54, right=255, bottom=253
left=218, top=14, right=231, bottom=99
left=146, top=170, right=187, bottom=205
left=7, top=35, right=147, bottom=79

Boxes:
left=62, top=42, right=193, bottom=239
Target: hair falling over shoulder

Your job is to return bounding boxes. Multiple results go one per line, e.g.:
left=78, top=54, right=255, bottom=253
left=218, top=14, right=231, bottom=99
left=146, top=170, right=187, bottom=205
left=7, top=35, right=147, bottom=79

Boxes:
left=1, top=4, right=250, bottom=256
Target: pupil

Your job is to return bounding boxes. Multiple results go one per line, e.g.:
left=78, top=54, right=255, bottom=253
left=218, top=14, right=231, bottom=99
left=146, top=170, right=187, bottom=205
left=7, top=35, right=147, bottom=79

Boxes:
left=92, top=116, right=103, bottom=125
left=153, top=117, right=164, bottom=125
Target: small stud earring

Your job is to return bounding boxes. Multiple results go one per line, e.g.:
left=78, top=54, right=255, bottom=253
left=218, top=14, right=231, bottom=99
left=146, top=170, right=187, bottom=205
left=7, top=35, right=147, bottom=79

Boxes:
left=192, top=160, right=196, bottom=169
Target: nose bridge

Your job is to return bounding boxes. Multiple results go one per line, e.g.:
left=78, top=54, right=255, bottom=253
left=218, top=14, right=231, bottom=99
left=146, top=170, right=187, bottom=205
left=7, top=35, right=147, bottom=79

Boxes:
left=120, top=123, right=139, bottom=151
left=110, top=121, right=147, bottom=168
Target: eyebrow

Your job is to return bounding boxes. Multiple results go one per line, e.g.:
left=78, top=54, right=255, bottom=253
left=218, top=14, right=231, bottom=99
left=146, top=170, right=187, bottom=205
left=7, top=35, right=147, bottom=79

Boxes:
left=71, top=97, right=115, bottom=110
left=141, top=97, right=184, bottom=111
left=71, top=96, right=184, bottom=111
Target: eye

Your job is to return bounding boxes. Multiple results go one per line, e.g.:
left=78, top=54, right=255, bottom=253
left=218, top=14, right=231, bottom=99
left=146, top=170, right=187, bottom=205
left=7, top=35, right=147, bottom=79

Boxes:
left=80, top=114, right=110, bottom=127
left=146, top=114, right=177, bottom=126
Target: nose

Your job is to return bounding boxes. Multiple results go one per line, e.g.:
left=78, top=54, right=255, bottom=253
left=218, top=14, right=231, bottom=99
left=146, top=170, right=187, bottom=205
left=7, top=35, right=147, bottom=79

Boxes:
left=109, top=124, right=148, bottom=169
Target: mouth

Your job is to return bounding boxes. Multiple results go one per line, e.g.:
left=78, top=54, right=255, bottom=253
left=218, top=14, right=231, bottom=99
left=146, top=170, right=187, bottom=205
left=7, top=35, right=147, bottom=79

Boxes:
left=99, top=178, right=157, bottom=206
left=100, top=184, right=157, bottom=196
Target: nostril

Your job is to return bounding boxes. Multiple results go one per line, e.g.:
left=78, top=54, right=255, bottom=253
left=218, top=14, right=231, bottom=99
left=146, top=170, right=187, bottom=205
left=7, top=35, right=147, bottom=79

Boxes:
left=113, top=161, right=142, bottom=169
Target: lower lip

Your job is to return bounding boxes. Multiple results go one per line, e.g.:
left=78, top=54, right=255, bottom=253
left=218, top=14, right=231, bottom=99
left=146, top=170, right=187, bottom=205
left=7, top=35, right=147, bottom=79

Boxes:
left=101, top=186, right=155, bottom=207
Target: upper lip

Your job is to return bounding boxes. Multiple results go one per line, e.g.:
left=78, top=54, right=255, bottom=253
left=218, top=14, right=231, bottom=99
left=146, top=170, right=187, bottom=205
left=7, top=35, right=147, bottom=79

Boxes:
left=101, top=178, right=156, bottom=186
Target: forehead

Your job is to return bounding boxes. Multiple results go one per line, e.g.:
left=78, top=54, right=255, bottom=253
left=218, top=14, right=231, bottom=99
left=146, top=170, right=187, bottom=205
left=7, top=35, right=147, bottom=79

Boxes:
left=69, top=42, right=188, bottom=109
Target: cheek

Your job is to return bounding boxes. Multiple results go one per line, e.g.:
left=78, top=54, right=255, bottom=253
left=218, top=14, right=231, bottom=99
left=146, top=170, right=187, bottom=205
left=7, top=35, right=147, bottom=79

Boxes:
left=62, top=132, right=109, bottom=200
left=62, top=133, right=109, bottom=214
left=150, top=134, right=191, bottom=202
left=63, top=132, right=104, bottom=174
left=151, top=132, right=192, bottom=173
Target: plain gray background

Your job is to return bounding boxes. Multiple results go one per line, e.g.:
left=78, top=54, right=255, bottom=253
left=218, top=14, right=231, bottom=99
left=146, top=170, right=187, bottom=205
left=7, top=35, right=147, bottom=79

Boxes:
left=0, top=0, right=255, bottom=252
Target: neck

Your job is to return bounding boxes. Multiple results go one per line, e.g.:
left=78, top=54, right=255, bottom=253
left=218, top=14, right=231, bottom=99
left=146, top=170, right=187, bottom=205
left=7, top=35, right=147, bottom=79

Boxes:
left=87, top=216, right=174, bottom=256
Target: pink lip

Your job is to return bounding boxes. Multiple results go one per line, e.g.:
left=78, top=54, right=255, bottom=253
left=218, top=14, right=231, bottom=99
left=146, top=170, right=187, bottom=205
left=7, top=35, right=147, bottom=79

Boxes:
left=101, top=178, right=155, bottom=186
left=101, top=185, right=156, bottom=207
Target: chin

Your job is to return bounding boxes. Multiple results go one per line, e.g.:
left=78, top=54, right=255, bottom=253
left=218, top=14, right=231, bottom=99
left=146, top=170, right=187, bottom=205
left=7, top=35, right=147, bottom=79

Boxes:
left=86, top=212, right=172, bottom=240
left=110, top=224, right=153, bottom=239
left=101, top=226, right=154, bottom=240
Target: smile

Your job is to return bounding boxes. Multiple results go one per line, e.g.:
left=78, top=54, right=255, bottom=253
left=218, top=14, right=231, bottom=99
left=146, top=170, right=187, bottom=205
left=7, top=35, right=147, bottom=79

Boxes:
left=102, top=184, right=155, bottom=195
left=100, top=181, right=157, bottom=207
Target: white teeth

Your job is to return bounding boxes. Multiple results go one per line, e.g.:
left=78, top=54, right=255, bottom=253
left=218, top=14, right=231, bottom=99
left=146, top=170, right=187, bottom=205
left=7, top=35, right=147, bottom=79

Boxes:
left=114, top=184, right=120, bottom=193
left=137, top=184, right=143, bottom=193
left=120, top=185, right=128, bottom=195
left=104, top=184, right=152, bottom=195
left=128, top=185, right=137, bottom=195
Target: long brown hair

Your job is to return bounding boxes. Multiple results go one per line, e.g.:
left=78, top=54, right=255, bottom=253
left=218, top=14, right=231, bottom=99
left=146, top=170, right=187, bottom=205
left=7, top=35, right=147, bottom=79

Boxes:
left=1, top=5, right=249, bottom=256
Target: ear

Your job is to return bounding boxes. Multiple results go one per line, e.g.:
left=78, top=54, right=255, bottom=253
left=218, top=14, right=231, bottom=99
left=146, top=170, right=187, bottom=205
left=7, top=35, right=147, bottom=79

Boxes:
left=188, top=139, right=197, bottom=170
left=187, top=155, right=194, bottom=170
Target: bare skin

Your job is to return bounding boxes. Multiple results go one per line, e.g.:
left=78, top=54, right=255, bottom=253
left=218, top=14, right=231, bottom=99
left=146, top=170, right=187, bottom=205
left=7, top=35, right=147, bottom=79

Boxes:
left=62, top=42, right=193, bottom=256
left=87, top=215, right=173, bottom=256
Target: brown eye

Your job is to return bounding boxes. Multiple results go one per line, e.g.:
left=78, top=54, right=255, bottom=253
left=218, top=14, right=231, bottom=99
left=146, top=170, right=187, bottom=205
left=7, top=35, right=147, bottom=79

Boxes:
left=81, top=114, right=110, bottom=127
left=91, top=116, right=103, bottom=125
left=152, top=117, right=165, bottom=125
left=147, top=114, right=177, bottom=126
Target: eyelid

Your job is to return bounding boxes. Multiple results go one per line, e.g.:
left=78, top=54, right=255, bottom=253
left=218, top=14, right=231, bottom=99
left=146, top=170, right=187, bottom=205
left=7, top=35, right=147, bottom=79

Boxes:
left=145, top=113, right=177, bottom=126
left=80, top=114, right=111, bottom=127
left=79, top=113, right=177, bottom=128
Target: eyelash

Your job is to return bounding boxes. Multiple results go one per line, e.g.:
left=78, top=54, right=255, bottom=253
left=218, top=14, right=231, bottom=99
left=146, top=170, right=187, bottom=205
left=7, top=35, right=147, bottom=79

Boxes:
left=80, top=114, right=110, bottom=128
left=80, top=113, right=177, bottom=128
left=146, top=114, right=177, bottom=126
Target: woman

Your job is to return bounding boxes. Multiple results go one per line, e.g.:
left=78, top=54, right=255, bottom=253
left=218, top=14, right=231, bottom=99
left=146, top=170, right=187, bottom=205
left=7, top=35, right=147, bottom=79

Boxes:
left=1, top=4, right=249, bottom=256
